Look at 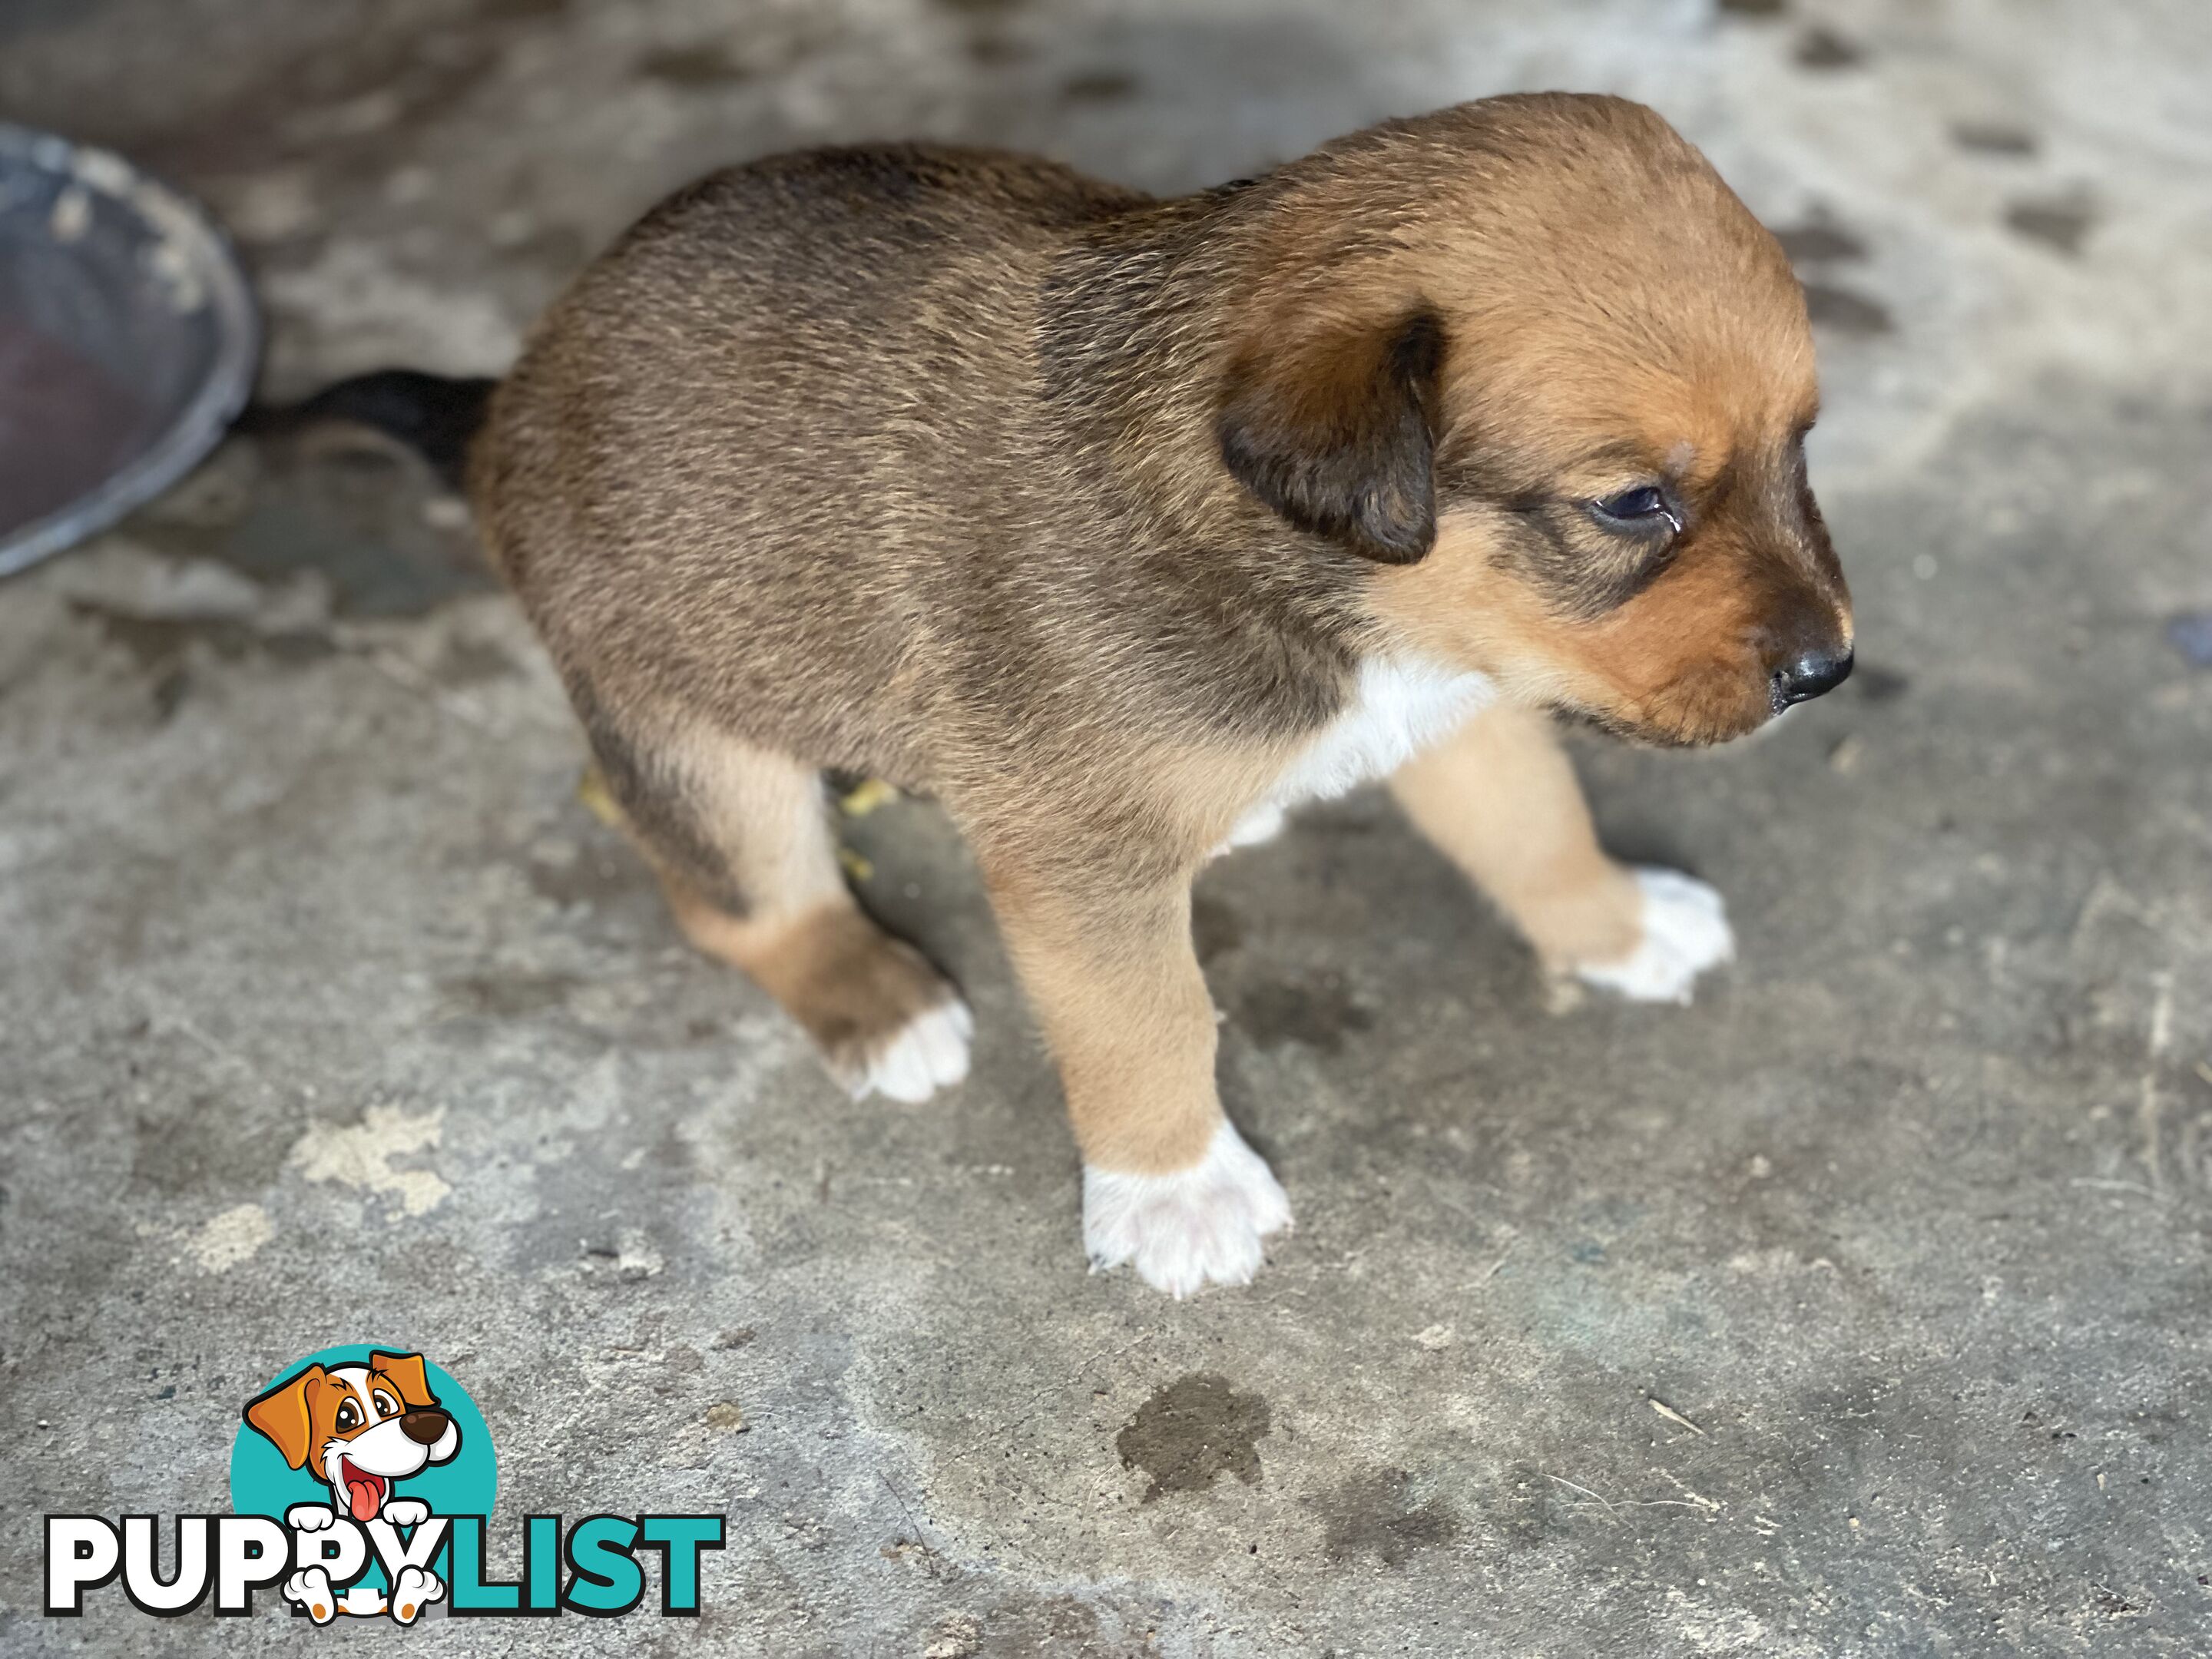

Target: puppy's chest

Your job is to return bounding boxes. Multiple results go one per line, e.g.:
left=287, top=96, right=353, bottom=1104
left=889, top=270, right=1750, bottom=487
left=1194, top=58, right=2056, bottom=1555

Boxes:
left=1243, top=657, right=1495, bottom=823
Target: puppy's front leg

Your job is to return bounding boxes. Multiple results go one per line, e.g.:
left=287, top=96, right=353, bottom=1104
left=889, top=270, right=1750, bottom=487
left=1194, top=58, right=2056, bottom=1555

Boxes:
left=985, top=859, right=1290, bottom=1296
left=1390, top=704, right=1734, bottom=1003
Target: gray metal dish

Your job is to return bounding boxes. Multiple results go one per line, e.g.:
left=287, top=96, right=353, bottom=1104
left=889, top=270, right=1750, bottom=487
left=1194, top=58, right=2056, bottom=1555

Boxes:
left=0, top=124, right=259, bottom=579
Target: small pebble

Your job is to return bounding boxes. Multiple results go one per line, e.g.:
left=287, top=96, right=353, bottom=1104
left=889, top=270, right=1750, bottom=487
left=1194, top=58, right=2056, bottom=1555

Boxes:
left=1795, top=26, right=1865, bottom=68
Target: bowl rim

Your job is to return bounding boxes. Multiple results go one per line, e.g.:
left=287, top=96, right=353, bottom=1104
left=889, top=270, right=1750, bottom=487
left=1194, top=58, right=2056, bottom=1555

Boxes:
left=0, top=123, right=260, bottom=581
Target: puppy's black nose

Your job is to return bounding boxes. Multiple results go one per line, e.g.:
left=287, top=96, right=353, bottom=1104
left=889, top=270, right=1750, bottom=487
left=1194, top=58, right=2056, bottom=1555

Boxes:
left=1773, top=647, right=1853, bottom=708
left=399, top=1409, right=449, bottom=1445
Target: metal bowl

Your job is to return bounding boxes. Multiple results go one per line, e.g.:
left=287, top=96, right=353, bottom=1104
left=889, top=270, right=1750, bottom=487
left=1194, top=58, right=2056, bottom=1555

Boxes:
left=0, top=124, right=258, bottom=579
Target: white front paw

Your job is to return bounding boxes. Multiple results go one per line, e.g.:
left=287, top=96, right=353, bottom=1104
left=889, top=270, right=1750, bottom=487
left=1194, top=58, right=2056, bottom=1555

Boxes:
left=284, top=1568, right=337, bottom=1624
left=1084, top=1121, right=1292, bottom=1298
left=389, top=1565, right=445, bottom=1625
left=286, top=1503, right=337, bottom=1533
left=1575, top=867, right=1734, bottom=1005
left=381, top=1498, right=429, bottom=1527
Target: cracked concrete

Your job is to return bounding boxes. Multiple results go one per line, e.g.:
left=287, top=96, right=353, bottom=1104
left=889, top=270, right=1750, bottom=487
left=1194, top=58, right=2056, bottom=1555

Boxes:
left=4, top=0, right=2212, bottom=1653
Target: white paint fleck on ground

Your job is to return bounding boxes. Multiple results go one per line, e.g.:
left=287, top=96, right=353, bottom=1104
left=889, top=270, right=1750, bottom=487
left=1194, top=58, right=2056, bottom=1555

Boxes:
left=289, top=1104, right=451, bottom=1217
left=183, top=1202, right=273, bottom=1273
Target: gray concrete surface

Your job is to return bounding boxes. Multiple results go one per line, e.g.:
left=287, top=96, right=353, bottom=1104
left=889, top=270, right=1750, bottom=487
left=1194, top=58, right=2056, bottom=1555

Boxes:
left=5, top=0, right=2212, bottom=1653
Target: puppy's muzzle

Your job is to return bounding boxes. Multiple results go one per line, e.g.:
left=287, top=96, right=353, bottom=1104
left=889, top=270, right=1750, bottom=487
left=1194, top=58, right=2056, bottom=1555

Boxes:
left=399, top=1408, right=451, bottom=1446
left=1770, top=647, right=1853, bottom=711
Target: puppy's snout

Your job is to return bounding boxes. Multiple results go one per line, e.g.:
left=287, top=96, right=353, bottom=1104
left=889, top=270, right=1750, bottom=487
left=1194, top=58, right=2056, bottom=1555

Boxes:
left=399, top=1409, right=449, bottom=1446
left=1771, top=647, right=1853, bottom=710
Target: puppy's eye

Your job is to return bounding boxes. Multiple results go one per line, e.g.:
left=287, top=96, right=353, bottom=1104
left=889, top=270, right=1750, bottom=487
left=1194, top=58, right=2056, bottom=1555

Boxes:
left=1589, top=485, right=1681, bottom=534
left=373, top=1389, right=401, bottom=1419
left=335, top=1401, right=360, bottom=1432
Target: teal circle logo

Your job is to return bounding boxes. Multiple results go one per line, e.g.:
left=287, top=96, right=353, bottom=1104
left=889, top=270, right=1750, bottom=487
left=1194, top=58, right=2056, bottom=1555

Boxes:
left=230, top=1345, right=495, bottom=1593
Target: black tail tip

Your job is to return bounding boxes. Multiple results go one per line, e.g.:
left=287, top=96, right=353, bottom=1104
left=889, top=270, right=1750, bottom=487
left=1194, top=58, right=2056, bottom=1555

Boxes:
left=237, top=369, right=497, bottom=490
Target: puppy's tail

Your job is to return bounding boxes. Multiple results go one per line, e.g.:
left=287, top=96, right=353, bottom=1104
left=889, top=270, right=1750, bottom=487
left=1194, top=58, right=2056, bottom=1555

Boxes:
left=236, top=369, right=498, bottom=491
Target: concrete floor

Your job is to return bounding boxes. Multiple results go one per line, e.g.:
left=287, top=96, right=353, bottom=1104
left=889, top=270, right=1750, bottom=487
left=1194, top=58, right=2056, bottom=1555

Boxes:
left=5, top=0, right=2212, bottom=1653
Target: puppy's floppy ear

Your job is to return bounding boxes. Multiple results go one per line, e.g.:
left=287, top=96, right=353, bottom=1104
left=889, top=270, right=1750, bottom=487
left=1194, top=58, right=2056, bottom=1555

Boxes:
left=243, top=1365, right=323, bottom=1470
left=370, top=1351, right=437, bottom=1408
left=1217, top=304, right=1445, bottom=564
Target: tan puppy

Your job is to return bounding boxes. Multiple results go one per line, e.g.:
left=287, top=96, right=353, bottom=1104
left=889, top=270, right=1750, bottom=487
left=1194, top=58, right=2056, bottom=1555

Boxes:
left=345, top=94, right=1852, bottom=1295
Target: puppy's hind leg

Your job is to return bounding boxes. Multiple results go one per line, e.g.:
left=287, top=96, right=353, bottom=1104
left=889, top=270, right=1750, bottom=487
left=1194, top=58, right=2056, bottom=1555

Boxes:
left=580, top=702, right=970, bottom=1102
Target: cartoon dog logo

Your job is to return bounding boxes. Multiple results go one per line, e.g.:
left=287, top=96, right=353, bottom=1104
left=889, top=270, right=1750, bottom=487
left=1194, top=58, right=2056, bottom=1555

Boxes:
left=241, top=1350, right=459, bottom=1624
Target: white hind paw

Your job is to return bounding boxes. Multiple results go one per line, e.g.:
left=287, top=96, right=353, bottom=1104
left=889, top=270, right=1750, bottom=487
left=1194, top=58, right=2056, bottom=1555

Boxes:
left=849, top=996, right=974, bottom=1104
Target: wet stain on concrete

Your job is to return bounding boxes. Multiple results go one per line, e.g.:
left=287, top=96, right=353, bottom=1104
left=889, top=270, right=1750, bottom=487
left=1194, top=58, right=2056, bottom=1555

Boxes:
left=220, top=463, right=496, bottom=616
left=1952, top=120, right=2039, bottom=157
left=433, top=634, right=522, bottom=688
left=1715, top=0, right=1787, bottom=15
left=972, top=1594, right=1104, bottom=1655
left=1772, top=219, right=1866, bottom=265
left=439, top=971, right=580, bottom=1018
left=74, top=601, right=336, bottom=718
left=1794, top=25, right=1864, bottom=68
left=151, top=668, right=191, bottom=723
left=131, top=1091, right=293, bottom=1198
left=1316, top=1468, right=1461, bottom=1566
left=498, top=222, right=590, bottom=274
left=526, top=840, right=644, bottom=909
left=1488, top=1460, right=1568, bottom=1548
left=474, top=0, right=569, bottom=21
left=1060, top=69, right=1137, bottom=102
left=74, top=601, right=336, bottom=674
left=967, top=34, right=1034, bottom=65
left=2005, top=195, right=2097, bottom=256
left=1116, top=1373, right=1270, bottom=1502
left=636, top=42, right=750, bottom=85
left=1803, top=283, right=1895, bottom=336
left=1190, top=892, right=1244, bottom=962
left=1231, top=972, right=1373, bottom=1053
left=147, top=29, right=502, bottom=180
left=124, top=437, right=492, bottom=620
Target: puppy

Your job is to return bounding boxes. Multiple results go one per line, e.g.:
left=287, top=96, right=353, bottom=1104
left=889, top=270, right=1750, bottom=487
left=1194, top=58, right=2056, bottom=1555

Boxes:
left=242, top=1351, right=457, bottom=1622
left=332, top=94, right=1850, bottom=1296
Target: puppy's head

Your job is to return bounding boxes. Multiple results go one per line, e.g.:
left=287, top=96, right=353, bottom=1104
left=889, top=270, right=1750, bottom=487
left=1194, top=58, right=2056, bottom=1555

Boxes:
left=243, top=1351, right=461, bottom=1522
left=1217, top=93, right=1852, bottom=745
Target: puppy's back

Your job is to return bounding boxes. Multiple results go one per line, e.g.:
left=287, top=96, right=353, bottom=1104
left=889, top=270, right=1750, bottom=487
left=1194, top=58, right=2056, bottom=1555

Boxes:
left=472, top=147, right=1147, bottom=766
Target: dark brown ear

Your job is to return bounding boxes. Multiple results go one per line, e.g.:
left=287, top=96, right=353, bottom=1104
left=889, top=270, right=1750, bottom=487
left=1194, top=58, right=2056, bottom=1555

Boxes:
left=1217, top=306, right=1444, bottom=563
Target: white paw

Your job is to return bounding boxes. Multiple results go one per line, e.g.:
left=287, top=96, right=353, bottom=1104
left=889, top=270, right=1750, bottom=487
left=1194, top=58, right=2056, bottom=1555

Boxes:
left=1084, top=1121, right=1293, bottom=1298
left=1214, top=801, right=1287, bottom=856
left=286, top=1502, right=337, bottom=1532
left=284, top=1568, right=337, bottom=1624
left=853, top=997, right=973, bottom=1104
left=1574, top=868, right=1734, bottom=1005
left=389, top=1565, right=445, bottom=1625
left=381, top=1498, right=429, bottom=1527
